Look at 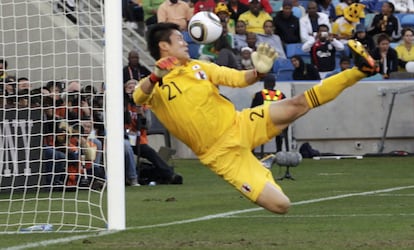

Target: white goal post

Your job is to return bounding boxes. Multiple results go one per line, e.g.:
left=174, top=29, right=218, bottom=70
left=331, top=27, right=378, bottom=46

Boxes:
left=0, top=0, right=125, bottom=233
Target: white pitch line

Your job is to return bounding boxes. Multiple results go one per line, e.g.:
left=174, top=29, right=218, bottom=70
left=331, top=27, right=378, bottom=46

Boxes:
left=5, top=185, right=414, bottom=250
left=224, top=213, right=414, bottom=218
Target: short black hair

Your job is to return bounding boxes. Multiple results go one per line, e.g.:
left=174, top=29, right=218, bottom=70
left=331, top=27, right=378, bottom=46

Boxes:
left=146, top=22, right=180, bottom=60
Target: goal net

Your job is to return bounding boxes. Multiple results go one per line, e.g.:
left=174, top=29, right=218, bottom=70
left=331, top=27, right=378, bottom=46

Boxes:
left=0, top=0, right=124, bottom=233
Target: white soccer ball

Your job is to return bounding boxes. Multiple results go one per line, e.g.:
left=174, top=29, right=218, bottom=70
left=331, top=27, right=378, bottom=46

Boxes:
left=406, top=61, right=414, bottom=72
left=188, top=11, right=223, bottom=44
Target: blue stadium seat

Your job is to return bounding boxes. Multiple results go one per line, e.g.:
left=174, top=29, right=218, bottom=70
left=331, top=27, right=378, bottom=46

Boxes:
left=272, top=58, right=294, bottom=73
left=188, top=43, right=200, bottom=59
left=276, top=69, right=294, bottom=81
left=285, top=43, right=311, bottom=62
left=182, top=31, right=200, bottom=59
left=364, top=13, right=375, bottom=28
left=361, top=73, right=383, bottom=81
left=400, top=14, right=414, bottom=28
left=285, top=43, right=306, bottom=58
left=395, top=13, right=406, bottom=23
left=298, top=0, right=310, bottom=8
left=270, top=0, right=283, bottom=17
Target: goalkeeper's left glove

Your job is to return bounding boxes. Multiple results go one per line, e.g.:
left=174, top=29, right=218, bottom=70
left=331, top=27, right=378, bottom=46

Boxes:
left=251, top=43, right=278, bottom=74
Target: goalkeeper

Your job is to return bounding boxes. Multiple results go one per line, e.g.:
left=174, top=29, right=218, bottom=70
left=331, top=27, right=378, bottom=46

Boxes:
left=133, top=22, right=379, bottom=214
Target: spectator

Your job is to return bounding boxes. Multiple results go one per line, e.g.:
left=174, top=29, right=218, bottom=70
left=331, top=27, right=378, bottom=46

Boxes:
left=123, top=79, right=142, bottom=186
left=123, top=50, right=151, bottom=84
left=227, top=0, right=250, bottom=22
left=352, top=23, right=375, bottom=53
left=257, top=20, right=287, bottom=59
left=371, top=33, right=399, bottom=79
left=17, top=77, right=31, bottom=91
left=239, top=0, right=273, bottom=14
left=215, top=2, right=235, bottom=34
left=325, top=55, right=352, bottom=77
left=292, top=0, right=307, bottom=18
left=367, top=2, right=402, bottom=43
left=66, top=80, right=81, bottom=92
left=193, top=0, right=216, bottom=14
left=246, top=32, right=258, bottom=51
left=336, top=0, right=366, bottom=21
left=387, top=0, right=414, bottom=14
left=157, top=0, right=193, bottom=31
left=0, top=59, right=8, bottom=82
left=239, top=47, right=255, bottom=69
left=122, top=0, right=145, bottom=34
left=80, top=118, right=103, bottom=169
left=302, top=24, right=345, bottom=78
left=316, top=0, right=336, bottom=22
left=273, top=0, right=301, bottom=44
left=124, top=79, right=182, bottom=185
left=0, top=59, right=15, bottom=95
left=300, top=1, right=331, bottom=43
left=71, top=123, right=105, bottom=184
left=291, top=54, right=321, bottom=80
left=199, top=22, right=238, bottom=68
left=332, top=3, right=366, bottom=44
left=137, top=105, right=183, bottom=185
left=238, top=0, right=273, bottom=34
left=250, top=74, right=288, bottom=153
left=45, top=81, right=64, bottom=108
left=17, top=89, right=29, bottom=108
left=234, top=20, right=249, bottom=52
left=395, top=27, right=414, bottom=72
left=42, top=112, right=70, bottom=186
left=142, top=0, right=164, bottom=28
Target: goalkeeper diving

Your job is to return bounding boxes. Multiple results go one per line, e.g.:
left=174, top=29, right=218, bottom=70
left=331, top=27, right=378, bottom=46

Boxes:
left=133, top=22, right=379, bottom=214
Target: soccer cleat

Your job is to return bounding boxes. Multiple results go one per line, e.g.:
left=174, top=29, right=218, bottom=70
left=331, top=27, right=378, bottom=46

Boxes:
left=348, top=40, right=379, bottom=76
left=260, top=154, right=276, bottom=169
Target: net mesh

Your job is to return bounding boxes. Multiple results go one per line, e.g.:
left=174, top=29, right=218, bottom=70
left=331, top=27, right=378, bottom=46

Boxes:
left=0, top=0, right=107, bottom=233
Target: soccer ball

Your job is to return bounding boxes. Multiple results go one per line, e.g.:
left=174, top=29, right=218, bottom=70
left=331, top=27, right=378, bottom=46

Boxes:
left=188, top=11, right=223, bottom=44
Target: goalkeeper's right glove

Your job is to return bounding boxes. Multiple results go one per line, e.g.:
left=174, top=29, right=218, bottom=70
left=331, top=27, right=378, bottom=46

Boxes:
left=251, top=43, right=278, bottom=74
left=149, top=56, right=180, bottom=84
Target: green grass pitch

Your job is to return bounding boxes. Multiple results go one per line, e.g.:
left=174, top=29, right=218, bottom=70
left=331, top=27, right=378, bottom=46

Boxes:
left=1, top=157, right=414, bottom=250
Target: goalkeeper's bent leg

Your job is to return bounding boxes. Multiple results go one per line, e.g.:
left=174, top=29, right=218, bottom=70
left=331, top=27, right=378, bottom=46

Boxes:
left=304, top=67, right=366, bottom=108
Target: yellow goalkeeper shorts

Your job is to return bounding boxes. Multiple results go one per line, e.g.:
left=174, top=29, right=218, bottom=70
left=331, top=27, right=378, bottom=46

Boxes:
left=199, top=105, right=282, bottom=202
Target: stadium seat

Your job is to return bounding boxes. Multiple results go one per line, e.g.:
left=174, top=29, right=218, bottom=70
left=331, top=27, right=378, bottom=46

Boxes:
left=272, top=58, right=294, bottom=73
left=361, top=73, right=383, bottom=81
left=285, top=43, right=311, bottom=62
left=276, top=69, right=294, bottom=81
left=182, top=31, right=200, bottom=59
left=364, top=13, right=375, bottom=28
left=400, top=14, right=414, bottom=28
left=298, top=0, right=310, bottom=8
left=270, top=0, right=283, bottom=17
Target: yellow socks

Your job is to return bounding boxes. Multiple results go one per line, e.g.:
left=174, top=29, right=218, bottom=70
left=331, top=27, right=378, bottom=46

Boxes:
left=305, top=67, right=366, bottom=108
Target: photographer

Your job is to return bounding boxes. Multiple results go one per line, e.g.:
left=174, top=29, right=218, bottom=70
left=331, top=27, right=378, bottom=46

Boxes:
left=124, top=80, right=183, bottom=185
left=302, top=24, right=344, bottom=78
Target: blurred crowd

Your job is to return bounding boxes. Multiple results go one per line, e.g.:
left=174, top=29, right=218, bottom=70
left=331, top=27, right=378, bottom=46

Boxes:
left=122, top=0, right=414, bottom=80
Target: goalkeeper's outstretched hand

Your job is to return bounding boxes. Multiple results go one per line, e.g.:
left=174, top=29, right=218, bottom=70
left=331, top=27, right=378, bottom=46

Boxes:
left=149, top=56, right=180, bottom=84
left=251, top=43, right=278, bottom=74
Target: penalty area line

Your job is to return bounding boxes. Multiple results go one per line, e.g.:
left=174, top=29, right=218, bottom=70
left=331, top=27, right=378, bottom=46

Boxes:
left=5, top=185, right=414, bottom=250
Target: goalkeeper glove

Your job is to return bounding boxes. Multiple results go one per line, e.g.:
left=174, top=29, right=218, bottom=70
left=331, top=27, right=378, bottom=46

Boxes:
left=251, top=43, right=278, bottom=74
left=149, top=56, right=180, bottom=84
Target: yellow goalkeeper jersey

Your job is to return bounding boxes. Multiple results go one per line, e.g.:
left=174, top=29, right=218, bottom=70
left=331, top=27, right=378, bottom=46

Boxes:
left=133, top=60, right=248, bottom=156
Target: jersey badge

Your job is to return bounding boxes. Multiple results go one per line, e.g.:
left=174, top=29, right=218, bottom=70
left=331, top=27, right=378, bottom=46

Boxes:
left=195, top=71, right=207, bottom=80
left=192, top=64, right=201, bottom=70
left=242, top=183, right=252, bottom=193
